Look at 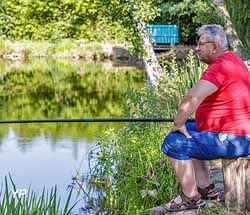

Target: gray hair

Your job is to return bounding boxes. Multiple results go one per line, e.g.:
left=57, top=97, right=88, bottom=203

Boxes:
left=198, top=24, right=228, bottom=51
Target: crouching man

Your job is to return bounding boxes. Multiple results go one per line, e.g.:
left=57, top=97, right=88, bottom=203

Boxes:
left=161, top=24, right=250, bottom=212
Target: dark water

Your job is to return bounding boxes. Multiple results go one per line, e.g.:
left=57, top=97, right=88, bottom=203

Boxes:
left=0, top=59, right=146, bottom=214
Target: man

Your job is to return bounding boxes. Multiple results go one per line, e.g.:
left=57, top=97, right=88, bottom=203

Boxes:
left=161, top=24, right=250, bottom=212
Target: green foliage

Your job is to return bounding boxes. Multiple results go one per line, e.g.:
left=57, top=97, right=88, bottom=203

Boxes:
left=51, top=39, right=76, bottom=54
left=0, top=39, right=15, bottom=55
left=82, top=51, right=206, bottom=214
left=0, top=39, right=117, bottom=59
left=157, top=50, right=205, bottom=115
left=0, top=0, right=159, bottom=52
left=77, top=41, right=104, bottom=60
left=86, top=125, right=178, bottom=215
left=0, top=38, right=7, bottom=56
left=224, top=0, right=250, bottom=58
left=3, top=0, right=250, bottom=51
left=22, top=40, right=52, bottom=57
left=155, top=0, right=224, bottom=44
left=0, top=175, right=76, bottom=215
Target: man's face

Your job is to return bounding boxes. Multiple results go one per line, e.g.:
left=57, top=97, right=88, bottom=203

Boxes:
left=195, top=34, right=216, bottom=64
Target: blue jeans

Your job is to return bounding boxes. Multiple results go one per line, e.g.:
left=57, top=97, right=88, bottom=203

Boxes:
left=161, top=122, right=250, bottom=160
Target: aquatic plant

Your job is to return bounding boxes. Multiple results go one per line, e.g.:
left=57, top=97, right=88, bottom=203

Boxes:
left=0, top=175, right=76, bottom=215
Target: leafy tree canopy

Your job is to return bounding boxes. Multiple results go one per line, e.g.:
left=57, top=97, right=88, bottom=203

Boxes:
left=1, top=0, right=250, bottom=53
left=154, top=0, right=223, bottom=44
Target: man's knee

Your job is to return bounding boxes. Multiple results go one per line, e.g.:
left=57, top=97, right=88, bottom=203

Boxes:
left=161, top=133, right=179, bottom=154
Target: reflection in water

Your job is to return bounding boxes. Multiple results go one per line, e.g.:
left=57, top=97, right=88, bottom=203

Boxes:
left=0, top=59, right=145, bottom=213
left=0, top=125, right=92, bottom=214
left=0, top=59, right=145, bottom=141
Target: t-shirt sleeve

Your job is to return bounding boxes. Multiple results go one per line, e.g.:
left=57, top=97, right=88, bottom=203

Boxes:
left=200, top=65, right=225, bottom=88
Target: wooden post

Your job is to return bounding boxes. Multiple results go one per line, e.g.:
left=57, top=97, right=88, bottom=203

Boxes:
left=222, top=157, right=250, bottom=212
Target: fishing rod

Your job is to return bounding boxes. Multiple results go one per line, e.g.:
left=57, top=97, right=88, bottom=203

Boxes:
left=0, top=118, right=195, bottom=124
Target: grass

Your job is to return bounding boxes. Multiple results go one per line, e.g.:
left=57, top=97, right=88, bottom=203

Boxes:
left=78, top=42, right=105, bottom=60
left=0, top=38, right=15, bottom=56
left=75, top=51, right=250, bottom=214
left=48, top=39, right=76, bottom=58
left=0, top=39, right=117, bottom=60
left=0, top=38, right=6, bottom=56
left=0, top=175, right=77, bottom=215
left=22, top=40, right=52, bottom=57
left=69, top=51, right=206, bottom=215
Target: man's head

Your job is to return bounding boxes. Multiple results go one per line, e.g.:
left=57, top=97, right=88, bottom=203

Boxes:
left=195, top=24, right=228, bottom=64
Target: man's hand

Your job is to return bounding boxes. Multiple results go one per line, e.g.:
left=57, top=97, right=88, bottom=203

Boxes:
left=170, top=123, right=192, bottom=139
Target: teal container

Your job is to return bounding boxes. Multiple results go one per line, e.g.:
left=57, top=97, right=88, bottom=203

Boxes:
left=146, top=24, right=179, bottom=45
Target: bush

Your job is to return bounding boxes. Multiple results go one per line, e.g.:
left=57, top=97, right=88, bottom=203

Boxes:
left=81, top=51, right=206, bottom=214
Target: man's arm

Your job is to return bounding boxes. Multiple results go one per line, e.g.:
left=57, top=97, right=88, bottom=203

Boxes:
left=171, top=80, right=218, bottom=138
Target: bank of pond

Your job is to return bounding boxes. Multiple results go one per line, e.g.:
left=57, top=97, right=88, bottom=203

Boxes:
left=0, top=54, right=231, bottom=214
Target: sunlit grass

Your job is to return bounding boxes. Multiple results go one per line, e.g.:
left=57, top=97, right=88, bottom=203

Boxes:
left=0, top=39, right=14, bottom=56
left=0, top=39, right=119, bottom=60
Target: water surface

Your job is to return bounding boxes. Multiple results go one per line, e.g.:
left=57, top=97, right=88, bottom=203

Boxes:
left=0, top=59, right=145, bottom=214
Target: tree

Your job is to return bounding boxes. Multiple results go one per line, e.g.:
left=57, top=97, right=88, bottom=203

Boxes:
left=99, top=0, right=163, bottom=86
left=155, top=0, right=223, bottom=44
left=211, top=0, right=244, bottom=57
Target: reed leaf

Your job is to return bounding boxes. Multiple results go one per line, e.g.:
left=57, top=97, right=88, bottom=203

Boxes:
left=0, top=175, right=76, bottom=215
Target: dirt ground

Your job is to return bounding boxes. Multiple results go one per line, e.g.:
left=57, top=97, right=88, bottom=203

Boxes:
left=149, top=160, right=226, bottom=215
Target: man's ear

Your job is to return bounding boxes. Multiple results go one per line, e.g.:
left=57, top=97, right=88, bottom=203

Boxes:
left=213, top=42, right=220, bottom=51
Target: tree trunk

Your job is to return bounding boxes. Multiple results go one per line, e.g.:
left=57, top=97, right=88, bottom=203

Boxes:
left=222, top=157, right=250, bottom=212
left=211, top=0, right=244, bottom=57
left=135, top=21, right=163, bottom=87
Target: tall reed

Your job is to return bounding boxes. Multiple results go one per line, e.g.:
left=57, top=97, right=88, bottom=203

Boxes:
left=79, top=51, right=206, bottom=215
left=0, top=175, right=76, bottom=215
left=225, top=0, right=250, bottom=59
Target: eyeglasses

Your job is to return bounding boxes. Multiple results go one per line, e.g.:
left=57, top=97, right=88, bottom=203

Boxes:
left=197, top=41, right=216, bottom=47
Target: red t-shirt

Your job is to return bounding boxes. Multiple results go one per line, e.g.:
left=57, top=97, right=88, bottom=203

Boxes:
left=195, top=52, right=250, bottom=135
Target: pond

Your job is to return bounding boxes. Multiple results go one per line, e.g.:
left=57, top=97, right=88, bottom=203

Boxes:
left=0, top=59, right=146, bottom=214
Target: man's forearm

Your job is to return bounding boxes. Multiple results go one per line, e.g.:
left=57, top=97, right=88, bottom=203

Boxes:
left=174, top=95, right=201, bottom=127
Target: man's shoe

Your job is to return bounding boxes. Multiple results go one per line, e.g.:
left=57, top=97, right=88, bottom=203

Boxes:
left=197, top=183, right=219, bottom=200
